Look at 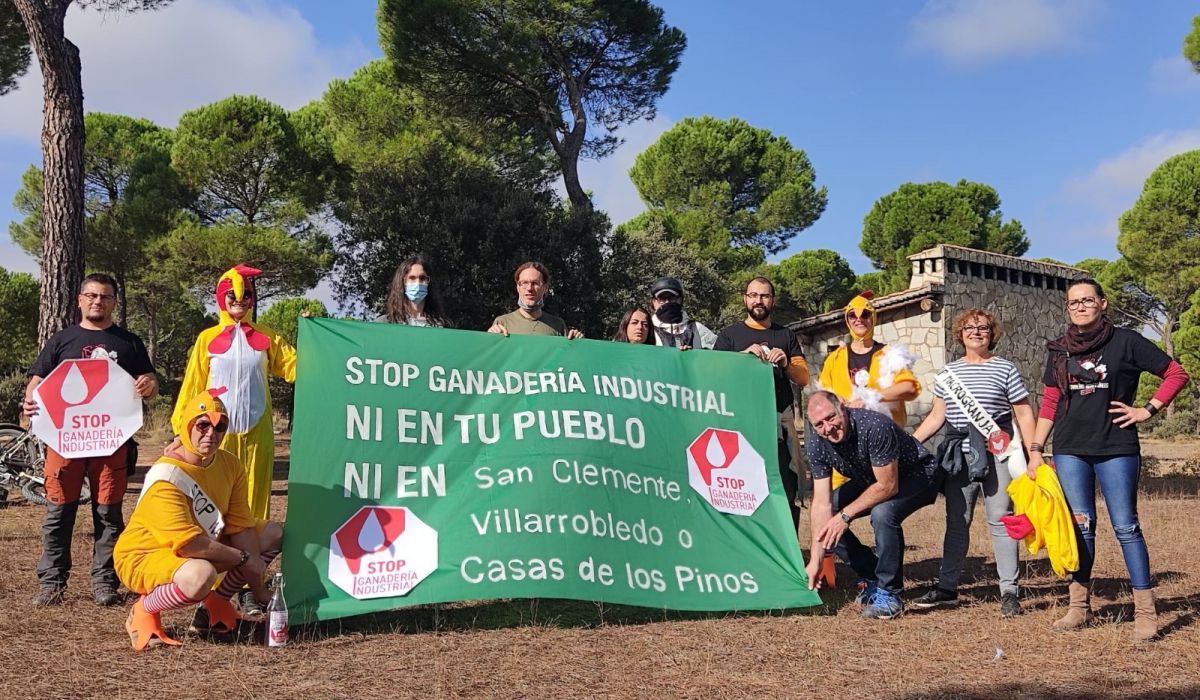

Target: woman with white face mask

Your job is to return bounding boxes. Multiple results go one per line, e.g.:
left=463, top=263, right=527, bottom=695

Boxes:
left=381, top=255, right=452, bottom=327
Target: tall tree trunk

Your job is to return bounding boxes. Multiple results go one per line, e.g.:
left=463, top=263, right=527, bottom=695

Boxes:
left=13, top=0, right=85, bottom=346
left=559, top=151, right=591, bottom=213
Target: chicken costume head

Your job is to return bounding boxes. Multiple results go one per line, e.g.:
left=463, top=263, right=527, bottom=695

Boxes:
left=179, top=387, right=229, bottom=456
left=844, top=291, right=877, bottom=342
left=216, top=264, right=262, bottom=323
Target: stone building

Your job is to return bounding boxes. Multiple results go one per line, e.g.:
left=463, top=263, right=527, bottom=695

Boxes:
left=789, top=244, right=1086, bottom=430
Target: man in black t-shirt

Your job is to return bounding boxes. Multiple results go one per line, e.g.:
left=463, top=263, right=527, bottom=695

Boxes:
left=804, top=391, right=940, bottom=620
left=23, top=273, right=158, bottom=607
left=714, top=276, right=810, bottom=531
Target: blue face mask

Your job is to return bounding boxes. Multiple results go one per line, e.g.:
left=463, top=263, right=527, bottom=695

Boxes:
left=405, top=282, right=429, bottom=302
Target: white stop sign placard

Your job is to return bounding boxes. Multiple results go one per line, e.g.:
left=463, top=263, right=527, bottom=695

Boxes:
left=31, top=357, right=143, bottom=459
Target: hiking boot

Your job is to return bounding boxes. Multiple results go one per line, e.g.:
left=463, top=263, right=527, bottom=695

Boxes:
left=93, top=584, right=123, bottom=607
left=1000, top=592, right=1022, bottom=618
left=236, top=589, right=266, bottom=623
left=31, top=586, right=65, bottom=607
left=862, top=589, right=904, bottom=620
left=854, top=579, right=877, bottom=606
left=912, top=587, right=959, bottom=610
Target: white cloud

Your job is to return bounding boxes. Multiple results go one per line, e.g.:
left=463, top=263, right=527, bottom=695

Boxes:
left=907, top=0, right=1101, bottom=67
left=0, top=0, right=373, bottom=142
left=557, top=114, right=674, bottom=227
left=1060, top=130, right=1200, bottom=238
left=1150, top=55, right=1200, bottom=95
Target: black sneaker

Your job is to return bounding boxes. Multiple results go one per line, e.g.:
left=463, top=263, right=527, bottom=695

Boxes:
left=31, top=586, right=66, bottom=607
left=236, top=590, right=266, bottom=622
left=912, top=588, right=959, bottom=609
left=1000, top=592, right=1022, bottom=618
left=93, top=584, right=123, bottom=607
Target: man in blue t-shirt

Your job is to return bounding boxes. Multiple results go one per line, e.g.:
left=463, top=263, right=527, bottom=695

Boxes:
left=804, top=390, right=941, bottom=619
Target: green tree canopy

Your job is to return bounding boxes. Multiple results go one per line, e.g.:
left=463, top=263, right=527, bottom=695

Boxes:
left=599, top=217, right=726, bottom=332
left=316, top=59, right=606, bottom=333
left=0, top=1, right=31, bottom=95
left=1185, top=15, right=1200, bottom=73
left=1116, top=150, right=1200, bottom=358
left=0, top=267, right=39, bottom=375
left=379, top=0, right=685, bottom=211
left=628, top=116, right=828, bottom=267
left=172, top=95, right=326, bottom=227
left=860, top=179, right=1030, bottom=293
left=771, top=249, right=858, bottom=321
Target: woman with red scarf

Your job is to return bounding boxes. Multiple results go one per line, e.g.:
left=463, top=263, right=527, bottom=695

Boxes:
left=1030, top=278, right=1189, bottom=642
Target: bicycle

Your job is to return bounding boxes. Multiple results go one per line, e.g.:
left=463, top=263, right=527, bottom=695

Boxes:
left=0, top=423, right=90, bottom=506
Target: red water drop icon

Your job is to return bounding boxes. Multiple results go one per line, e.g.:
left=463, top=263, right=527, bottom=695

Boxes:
left=689, top=428, right=741, bottom=486
left=39, top=359, right=109, bottom=429
left=335, top=507, right=407, bottom=575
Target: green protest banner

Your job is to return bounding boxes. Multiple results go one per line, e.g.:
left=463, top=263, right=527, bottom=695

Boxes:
left=282, top=318, right=820, bottom=622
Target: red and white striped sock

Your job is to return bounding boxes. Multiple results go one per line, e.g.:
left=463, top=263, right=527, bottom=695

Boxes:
left=142, top=583, right=200, bottom=614
left=214, top=549, right=281, bottom=599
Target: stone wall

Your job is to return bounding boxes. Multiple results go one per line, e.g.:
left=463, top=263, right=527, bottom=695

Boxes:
left=938, top=272, right=1068, bottom=406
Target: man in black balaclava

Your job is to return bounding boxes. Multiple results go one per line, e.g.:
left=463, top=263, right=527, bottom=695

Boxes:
left=648, top=277, right=716, bottom=350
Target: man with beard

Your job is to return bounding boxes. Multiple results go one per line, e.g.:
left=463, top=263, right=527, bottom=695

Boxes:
left=804, top=391, right=941, bottom=619
left=713, top=276, right=809, bottom=530
left=23, top=273, right=159, bottom=607
left=487, top=261, right=584, bottom=338
left=647, top=277, right=716, bottom=349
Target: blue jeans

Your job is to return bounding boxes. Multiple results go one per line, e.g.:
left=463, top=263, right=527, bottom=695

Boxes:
left=831, top=471, right=942, bottom=595
left=1055, top=454, right=1151, bottom=590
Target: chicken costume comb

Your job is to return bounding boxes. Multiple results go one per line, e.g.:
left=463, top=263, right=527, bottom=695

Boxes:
left=216, top=264, right=262, bottom=312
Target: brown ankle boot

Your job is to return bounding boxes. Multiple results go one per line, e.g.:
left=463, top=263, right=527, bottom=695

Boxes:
left=1132, top=589, right=1158, bottom=642
left=1053, top=581, right=1091, bottom=631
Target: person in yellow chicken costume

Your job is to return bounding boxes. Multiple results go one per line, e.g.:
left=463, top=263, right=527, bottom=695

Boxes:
left=116, top=389, right=282, bottom=651
left=173, top=265, right=297, bottom=520
left=818, top=291, right=921, bottom=427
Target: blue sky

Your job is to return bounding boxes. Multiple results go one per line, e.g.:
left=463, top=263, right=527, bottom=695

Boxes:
left=3, top=0, right=1200, bottom=292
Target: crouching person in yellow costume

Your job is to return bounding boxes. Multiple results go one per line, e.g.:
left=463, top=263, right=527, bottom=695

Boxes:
left=173, top=265, right=297, bottom=520
left=116, top=389, right=283, bottom=651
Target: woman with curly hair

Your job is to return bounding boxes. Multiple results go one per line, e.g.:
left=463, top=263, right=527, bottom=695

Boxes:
left=912, top=308, right=1036, bottom=618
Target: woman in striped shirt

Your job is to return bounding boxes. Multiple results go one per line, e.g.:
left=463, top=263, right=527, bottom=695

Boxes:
left=911, top=308, right=1037, bottom=618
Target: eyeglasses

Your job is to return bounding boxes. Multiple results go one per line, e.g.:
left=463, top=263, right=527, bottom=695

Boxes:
left=517, top=281, right=543, bottom=289
left=193, top=420, right=228, bottom=435
left=225, top=291, right=254, bottom=301
left=80, top=293, right=115, bottom=302
left=744, top=292, right=774, bottom=301
left=962, top=325, right=992, bottom=334
left=1066, top=297, right=1099, bottom=310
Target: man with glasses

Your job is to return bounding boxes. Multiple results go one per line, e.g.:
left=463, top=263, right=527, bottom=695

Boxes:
left=488, top=261, right=584, bottom=338
left=804, top=390, right=941, bottom=619
left=23, top=273, right=158, bottom=607
left=714, top=276, right=810, bottom=530
left=116, top=389, right=283, bottom=650
left=646, top=276, right=716, bottom=349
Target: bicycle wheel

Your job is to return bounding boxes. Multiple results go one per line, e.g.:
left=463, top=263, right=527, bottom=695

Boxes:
left=21, top=478, right=48, bottom=506
left=0, top=426, right=38, bottom=470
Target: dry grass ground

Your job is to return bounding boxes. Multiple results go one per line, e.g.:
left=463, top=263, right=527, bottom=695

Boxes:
left=1, top=439, right=1198, bottom=699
